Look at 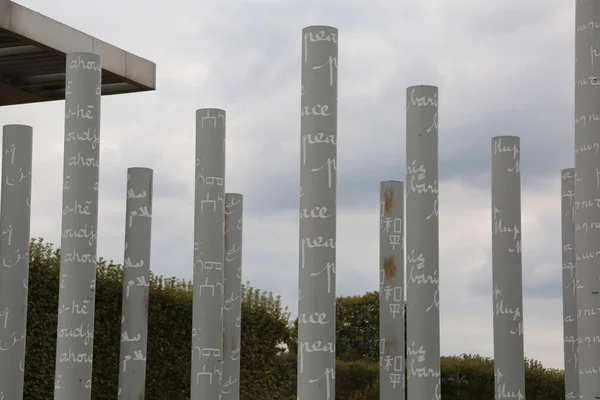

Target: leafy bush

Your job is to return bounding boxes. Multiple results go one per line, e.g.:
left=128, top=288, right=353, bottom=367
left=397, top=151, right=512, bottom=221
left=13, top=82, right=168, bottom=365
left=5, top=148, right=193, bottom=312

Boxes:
left=23, top=239, right=564, bottom=399
left=24, top=239, right=292, bottom=399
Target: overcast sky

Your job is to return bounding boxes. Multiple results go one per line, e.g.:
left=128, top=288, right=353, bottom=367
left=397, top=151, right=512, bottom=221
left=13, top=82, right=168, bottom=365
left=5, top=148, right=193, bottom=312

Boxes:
left=1, top=0, right=574, bottom=369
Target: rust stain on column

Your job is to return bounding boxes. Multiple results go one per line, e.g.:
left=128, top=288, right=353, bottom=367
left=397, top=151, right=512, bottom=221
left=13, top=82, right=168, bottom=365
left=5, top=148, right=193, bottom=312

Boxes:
left=383, top=256, right=396, bottom=279
left=384, top=186, right=394, bottom=214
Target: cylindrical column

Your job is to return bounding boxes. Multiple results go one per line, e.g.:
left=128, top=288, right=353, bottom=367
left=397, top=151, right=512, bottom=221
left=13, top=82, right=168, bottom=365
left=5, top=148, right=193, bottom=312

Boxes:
left=491, top=136, right=525, bottom=399
left=117, top=167, right=153, bottom=399
left=405, top=85, right=440, bottom=399
left=222, top=193, right=243, bottom=400
left=191, top=108, right=226, bottom=399
left=54, top=52, right=101, bottom=400
left=575, top=2, right=600, bottom=398
left=298, top=25, right=338, bottom=400
left=0, top=124, right=33, bottom=399
left=379, top=181, right=405, bottom=399
left=561, top=168, right=579, bottom=400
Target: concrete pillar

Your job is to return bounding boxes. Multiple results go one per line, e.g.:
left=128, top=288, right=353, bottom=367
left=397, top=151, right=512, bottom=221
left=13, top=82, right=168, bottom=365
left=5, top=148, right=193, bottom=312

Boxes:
left=575, top=1, right=600, bottom=398
left=561, top=168, right=579, bottom=400
left=54, top=52, right=101, bottom=400
left=379, top=180, right=405, bottom=399
left=405, top=85, right=440, bottom=399
left=491, top=136, right=525, bottom=400
left=222, top=193, right=243, bottom=400
left=191, top=108, right=226, bottom=400
left=0, top=124, right=33, bottom=399
left=298, top=25, right=338, bottom=400
left=117, top=167, right=153, bottom=399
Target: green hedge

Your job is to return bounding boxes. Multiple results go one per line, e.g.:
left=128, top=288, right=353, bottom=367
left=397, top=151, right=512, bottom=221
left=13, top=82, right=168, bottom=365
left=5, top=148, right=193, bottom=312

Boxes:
left=25, top=239, right=292, bottom=399
left=23, top=239, right=564, bottom=399
left=301, top=354, right=563, bottom=400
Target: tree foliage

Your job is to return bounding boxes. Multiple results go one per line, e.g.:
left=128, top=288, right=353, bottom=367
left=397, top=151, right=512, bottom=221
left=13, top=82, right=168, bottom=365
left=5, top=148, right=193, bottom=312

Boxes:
left=24, top=239, right=295, bottom=399
left=290, top=291, right=406, bottom=361
left=239, top=285, right=293, bottom=399
left=336, top=291, right=380, bottom=361
left=23, top=239, right=564, bottom=399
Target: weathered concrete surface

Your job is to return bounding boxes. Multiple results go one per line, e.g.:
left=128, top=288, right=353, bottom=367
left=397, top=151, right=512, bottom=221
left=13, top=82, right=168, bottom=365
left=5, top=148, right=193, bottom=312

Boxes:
left=405, top=85, right=440, bottom=400
left=118, top=167, right=153, bottom=399
left=0, top=124, right=32, bottom=399
left=491, top=136, right=525, bottom=400
left=191, top=108, right=226, bottom=400
left=561, top=168, right=578, bottom=400
left=379, top=180, right=405, bottom=400
left=575, top=1, right=600, bottom=398
left=298, top=25, right=338, bottom=400
left=222, top=193, right=243, bottom=400
left=54, top=52, right=102, bottom=400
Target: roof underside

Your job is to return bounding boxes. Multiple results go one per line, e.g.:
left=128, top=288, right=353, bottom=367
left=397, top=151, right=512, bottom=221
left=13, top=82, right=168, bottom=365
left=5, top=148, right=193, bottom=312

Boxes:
left=0, top=1, right=156, bottom=107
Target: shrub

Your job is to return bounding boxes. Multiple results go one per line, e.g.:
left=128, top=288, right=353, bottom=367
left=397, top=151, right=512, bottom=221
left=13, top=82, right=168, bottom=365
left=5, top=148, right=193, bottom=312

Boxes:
left=24, top=239, right=293, bottom=399
left=22, top=239, right=564, bottom=399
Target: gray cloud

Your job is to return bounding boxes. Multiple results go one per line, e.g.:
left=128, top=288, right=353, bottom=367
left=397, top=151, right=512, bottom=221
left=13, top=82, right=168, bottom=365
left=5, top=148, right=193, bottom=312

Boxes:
left=466, top=183, right=563, bottom=301
left=2, top=0, right=575, bottom=368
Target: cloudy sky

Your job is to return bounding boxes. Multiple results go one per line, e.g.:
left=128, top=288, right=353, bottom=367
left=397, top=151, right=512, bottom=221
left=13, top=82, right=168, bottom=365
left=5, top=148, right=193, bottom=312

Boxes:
left=1, top=0, right=574, bottom=369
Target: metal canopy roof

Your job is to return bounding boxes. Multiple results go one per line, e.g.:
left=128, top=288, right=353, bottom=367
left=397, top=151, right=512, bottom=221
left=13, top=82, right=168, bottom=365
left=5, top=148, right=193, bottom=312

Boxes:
left=0, top=0, right=156, bottom=106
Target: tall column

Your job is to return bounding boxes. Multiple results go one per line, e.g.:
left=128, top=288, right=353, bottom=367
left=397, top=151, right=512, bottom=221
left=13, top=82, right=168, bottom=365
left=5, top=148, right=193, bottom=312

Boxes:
left=491, top=136, right=525, bottom=400
left=118, top=167, right=153, bottom=399
left=0, top=124, right=33, bottom=399
left=379, top=181, right=405, bottom=399
left=54, top=52, right=101, bottom=400
left=191, top=108, right=226, bottom=399
left=298, top=25, right=338, bottom=400
left=561, top=168, right=579, bottom=400
left=575, top=1, right=600, bottom=398
left=405, top=85, right=440, bottom=399
left=222, top=193, right=243, bottom=400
